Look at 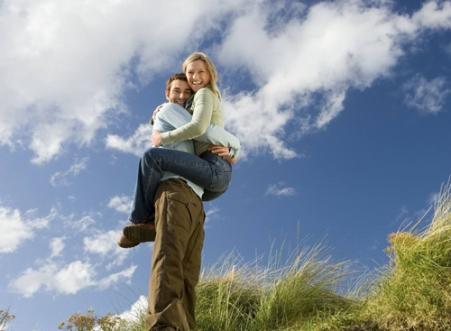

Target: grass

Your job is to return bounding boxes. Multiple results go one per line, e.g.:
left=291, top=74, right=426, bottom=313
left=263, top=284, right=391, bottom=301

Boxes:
left=55, top=179, right=451, bottom=330
left=195, top=246, right=353, bottom=331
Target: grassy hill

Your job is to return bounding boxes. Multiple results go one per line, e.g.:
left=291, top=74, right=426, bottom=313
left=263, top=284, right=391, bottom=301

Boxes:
left=56, top=180, right=450, bottom=331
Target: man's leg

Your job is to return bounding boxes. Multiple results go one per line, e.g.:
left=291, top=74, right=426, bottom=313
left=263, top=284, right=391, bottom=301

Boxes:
left=148, top=180, right=204, bottom=331
left=182, top=207, right=205, bottom=329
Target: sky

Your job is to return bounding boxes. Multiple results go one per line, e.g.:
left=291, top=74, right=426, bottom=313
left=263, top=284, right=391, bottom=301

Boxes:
left=1, top=0, right=450, bottom=329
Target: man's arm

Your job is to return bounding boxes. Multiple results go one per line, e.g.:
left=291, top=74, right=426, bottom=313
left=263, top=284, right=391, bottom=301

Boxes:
left=156, top=103, right=240, bottom=158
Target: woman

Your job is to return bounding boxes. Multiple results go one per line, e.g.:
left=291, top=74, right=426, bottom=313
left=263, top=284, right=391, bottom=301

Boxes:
left=122, top=52, right=239, bottom=246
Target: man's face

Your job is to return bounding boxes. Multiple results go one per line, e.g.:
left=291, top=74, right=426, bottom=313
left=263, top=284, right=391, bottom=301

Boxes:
left=166, top=79, right=192, bottom=105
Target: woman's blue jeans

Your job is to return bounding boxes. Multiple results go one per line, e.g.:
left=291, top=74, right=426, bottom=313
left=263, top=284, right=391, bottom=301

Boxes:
left=129, top=148, right=232, bottom=223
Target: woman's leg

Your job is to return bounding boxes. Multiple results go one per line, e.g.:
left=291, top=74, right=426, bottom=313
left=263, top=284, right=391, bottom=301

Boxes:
left=129, top=148, right=232, bottom=223
left=129, top=149, right=164, bottom=223
left=145, top=149, right=231, bottom=191
left=198, top=152, right=232, bottom=201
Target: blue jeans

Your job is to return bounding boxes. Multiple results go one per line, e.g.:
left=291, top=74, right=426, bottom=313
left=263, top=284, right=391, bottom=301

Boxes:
left=129, top=148, right=232, bottom=223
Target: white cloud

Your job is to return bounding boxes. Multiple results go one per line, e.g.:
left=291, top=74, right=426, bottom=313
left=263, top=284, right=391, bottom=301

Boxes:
left=412, top=1, right=451, bottom=29
left=97, top=265, right=137, bottom=290
left=0, top=207, right=32, bottom=254
left=83, top=230, right=129, bottom=267
left=10, top=259, right=137, bottom=297
left=205, top=206, right=221, bottom=224
left=106, top=123, right=152, bottom=157
left=49, top=237, right=65, bottom=258
left=403, top=75, right=450, bottom=114
left=0, top=0, right=251, bottom=163
left=0, top=0, right=247, bottom=163
left=66, top=215, right=96, bottom=232
left=50, top=157, right=89, bottom=187
left=10, top=260, right=95, bottom=297
left=0, top=206, right=54, bottom=254
left=266, top=182, right=296, bottom=197
left=53, top=261, right=96, bottom=295
left=108, top=195, right=133, bottom=214
left=7, top=210, right=136, bottom=297
left=217, top=0, right=451, bottom=158
left=2, top=0, right=450, bottom=162
left=118, top=295, right=147, bottom=323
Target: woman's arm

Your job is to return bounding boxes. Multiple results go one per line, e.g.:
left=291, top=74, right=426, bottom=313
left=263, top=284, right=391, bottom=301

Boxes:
left=195, top=125, right=240, bottom=158
left=154, top=102, right=240, bottom=158
left=158, top=88, right=214, bottom=146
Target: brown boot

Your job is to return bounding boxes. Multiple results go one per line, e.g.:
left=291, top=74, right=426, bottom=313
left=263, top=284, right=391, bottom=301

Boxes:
left=123, top=223, right=156, bottom=243
left=117, top=234, right=139, bottom=248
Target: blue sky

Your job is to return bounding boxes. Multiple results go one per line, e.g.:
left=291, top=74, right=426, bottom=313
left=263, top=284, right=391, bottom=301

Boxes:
left=1, top=0, right=450, bottom=330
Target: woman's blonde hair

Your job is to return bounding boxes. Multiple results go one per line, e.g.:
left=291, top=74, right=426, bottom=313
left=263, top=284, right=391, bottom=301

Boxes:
left=182, top=52, right=220, bottom=98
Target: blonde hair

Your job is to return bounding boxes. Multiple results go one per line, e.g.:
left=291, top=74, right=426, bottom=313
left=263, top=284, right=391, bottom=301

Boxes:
left=182, top=52, right=221, bottom=98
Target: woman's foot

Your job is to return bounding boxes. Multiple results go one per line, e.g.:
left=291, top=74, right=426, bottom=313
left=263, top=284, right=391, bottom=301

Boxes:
left=124, top=223, right=156, bottom=243
left=117, top=234, right=139, bottom=248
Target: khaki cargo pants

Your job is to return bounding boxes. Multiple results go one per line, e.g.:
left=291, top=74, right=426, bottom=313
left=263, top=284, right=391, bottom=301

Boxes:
left=147, top=179, right=205, bottom=331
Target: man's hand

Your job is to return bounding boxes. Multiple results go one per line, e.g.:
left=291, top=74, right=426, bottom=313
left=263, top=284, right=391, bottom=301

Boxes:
left=208, top=145, right=237, bottom=165
left=152, top=130, right=162, bottom=147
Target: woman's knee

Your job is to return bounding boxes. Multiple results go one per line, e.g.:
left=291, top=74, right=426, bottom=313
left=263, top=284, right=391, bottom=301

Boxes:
left=144, top=147, right=160, bottom=159
left=143, top=148, right=162, bottom=167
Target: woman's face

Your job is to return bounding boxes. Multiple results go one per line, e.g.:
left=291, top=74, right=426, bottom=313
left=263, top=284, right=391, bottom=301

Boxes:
left=185, top=60, right=211, bottom=92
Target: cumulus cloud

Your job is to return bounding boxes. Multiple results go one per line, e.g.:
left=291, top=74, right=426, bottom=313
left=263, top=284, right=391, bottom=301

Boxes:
left=108, top=195, right=133, bottom=214
left=0, top=0, right=247, bottom=163
left=204, top=206, right=221, bottom=224
left=217, top=0, right=451, bottom=158
left=106, top=123, right=152, bottom=157
left=10, top=260, right=95, bottom=297
left=64, top=214, right=96, bottom=233
left=118, top=295, right=148, bottom=323
left=97, top=265, right=137, bottom=290
left=10, top=259, right=137, bottom=297
left=7, top=210, right=136, bottom=297
left=83, top=230, right=129, bottom=267
left=403, top=75, right=450, bottom=114
left=50, top=157, right=89, bottom=187
left=265, top=182, right=296, bottom=197
left=0, top=206, right=54, bottom=254
left=2, top=0, right=451, bottom=162
left=49, top=237, right=65, bottom=258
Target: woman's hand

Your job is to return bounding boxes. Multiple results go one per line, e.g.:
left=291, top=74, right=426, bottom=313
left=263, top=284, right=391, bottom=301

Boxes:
left=209, top=145, right=237, bottom=165
left=151, top=130, right=162, bottom=147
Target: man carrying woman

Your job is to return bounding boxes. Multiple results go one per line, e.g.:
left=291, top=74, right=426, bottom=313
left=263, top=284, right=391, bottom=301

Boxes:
left=119, top=52, right=239, bottom=331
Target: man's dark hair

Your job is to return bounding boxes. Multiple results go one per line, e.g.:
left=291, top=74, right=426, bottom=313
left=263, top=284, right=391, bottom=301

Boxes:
left=165, top=73, right=188, bottom=93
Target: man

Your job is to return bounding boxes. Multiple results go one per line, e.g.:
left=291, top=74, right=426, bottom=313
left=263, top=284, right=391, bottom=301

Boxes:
left=119, top=73, right=237, bottom=331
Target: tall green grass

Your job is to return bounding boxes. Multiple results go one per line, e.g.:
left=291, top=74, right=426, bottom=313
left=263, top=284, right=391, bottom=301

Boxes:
left=360, top=180, right=451, bottom=330
left=58, top=179, right=451, bottom=330
left=195, top=246, right=352, bottom=331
